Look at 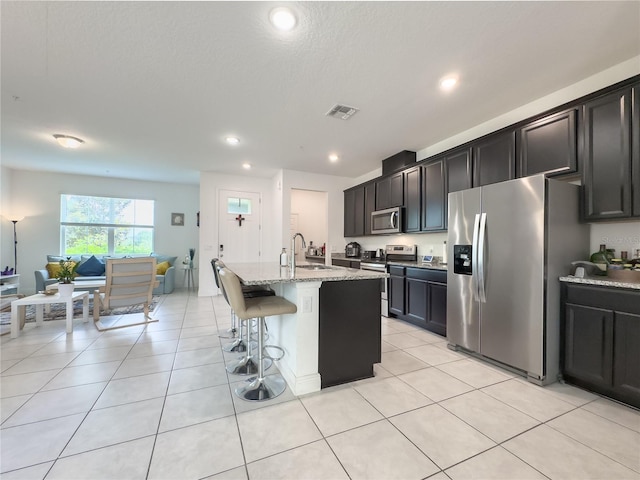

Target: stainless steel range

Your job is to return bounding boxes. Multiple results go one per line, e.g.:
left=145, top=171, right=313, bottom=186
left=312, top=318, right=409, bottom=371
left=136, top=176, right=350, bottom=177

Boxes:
left=360, top=245, right=417, bottom=317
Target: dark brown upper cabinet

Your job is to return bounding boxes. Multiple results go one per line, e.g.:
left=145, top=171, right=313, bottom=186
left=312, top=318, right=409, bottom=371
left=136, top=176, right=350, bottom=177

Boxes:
left=344, top=186, right=365, bottom=237
left=375, top=171, right=404, bottom=210
left=404, top=166, right=422, bottom=232
left=473, top=131, right=516, bottom=186
left=582, top=87, right=633, bottom=220
left=632, top=83, right=640, bottom=217
left=445, top=147, right=473, bottom=193
left=364, top=182, right=376, bottom=235
left=422, top=159, right=446, bottom=231
left=518, top=109, right=578, bottom=177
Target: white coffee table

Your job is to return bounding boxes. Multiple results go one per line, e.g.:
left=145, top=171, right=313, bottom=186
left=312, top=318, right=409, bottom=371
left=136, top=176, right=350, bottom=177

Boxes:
left=47, top=280, right=105, bottom=293
left=11, top=291, right=89, bottom=338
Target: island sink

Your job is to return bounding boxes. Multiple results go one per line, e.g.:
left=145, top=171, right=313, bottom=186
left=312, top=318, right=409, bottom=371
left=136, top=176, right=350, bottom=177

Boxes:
left=296, top=265, right=334, bottom=270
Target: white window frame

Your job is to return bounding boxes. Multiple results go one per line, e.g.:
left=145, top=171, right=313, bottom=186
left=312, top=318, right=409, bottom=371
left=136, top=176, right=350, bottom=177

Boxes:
left=60, top=194, right=155, bottom=255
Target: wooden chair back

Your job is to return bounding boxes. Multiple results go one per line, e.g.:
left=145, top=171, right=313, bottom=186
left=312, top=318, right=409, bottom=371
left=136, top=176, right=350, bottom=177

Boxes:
left=102, top=257, right=156, bottom=310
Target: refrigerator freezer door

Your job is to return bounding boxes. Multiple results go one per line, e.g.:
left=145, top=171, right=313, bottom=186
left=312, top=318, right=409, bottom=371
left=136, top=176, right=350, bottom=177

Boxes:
left=479, top=176, right=546, bottom=377
left=447, top=187, right=482, bottom=352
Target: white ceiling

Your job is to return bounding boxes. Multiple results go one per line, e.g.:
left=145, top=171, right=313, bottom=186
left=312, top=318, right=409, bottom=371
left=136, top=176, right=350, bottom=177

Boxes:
left=2, top=1, right=639, bottom=185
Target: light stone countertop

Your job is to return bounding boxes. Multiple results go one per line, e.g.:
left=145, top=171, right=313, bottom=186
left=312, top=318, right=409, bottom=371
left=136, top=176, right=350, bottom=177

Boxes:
left=226, top=262, right=388, bottom=286
left=559, top=275, right=640, bottom=291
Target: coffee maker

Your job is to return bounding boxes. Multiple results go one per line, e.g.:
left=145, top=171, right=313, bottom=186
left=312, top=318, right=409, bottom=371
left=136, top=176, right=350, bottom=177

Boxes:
left=345, top=242, right=361, bottom=258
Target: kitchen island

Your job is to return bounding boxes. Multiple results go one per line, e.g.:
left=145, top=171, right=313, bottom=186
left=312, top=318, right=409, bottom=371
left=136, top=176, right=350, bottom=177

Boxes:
left=226, top=262, right=387, bottom=395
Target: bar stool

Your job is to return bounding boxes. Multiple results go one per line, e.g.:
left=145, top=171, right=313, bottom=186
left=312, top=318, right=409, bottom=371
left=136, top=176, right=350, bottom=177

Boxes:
left=213, top=260, right=274, bottom=376
left=211, top=259, right=274, bottom=352
left=219, top=267, right=297, bottom=401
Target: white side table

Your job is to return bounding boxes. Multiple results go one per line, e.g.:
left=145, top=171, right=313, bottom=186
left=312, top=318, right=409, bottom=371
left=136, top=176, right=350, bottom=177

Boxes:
left=0, top=273, right=20, bottom=295
left=182, top=265, right=197, bottom=291
left=11, top=291, right=89, bottom=338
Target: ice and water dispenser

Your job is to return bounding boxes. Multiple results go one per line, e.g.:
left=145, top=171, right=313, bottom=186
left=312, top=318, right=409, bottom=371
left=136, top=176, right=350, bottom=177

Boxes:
left=453, top=245, right=473, bottom=275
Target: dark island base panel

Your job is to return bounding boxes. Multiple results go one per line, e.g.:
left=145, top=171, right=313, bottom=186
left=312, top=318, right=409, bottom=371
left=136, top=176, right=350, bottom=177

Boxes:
left=318, top=279, right=382, bottom=389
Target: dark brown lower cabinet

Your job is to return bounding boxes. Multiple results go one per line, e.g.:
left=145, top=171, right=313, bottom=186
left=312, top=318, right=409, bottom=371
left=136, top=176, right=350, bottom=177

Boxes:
left=563, top=304, right=613, bottom=386
left=426, top=281, right=447, bottom=336
left=613, top=312, right=640, bottom=401
left=561, top=283, right=640, bottom=408
left=406, top=276, right=428, bottom=324
left=388, top=266, right=406, bottom=317
left=389, top=266, right=446, bottom=336
left=331, top=258, right=361, bottom=269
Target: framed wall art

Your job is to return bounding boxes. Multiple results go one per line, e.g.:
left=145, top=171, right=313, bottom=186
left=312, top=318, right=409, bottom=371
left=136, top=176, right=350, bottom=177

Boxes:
left=171, top=213, right=185, bottom=226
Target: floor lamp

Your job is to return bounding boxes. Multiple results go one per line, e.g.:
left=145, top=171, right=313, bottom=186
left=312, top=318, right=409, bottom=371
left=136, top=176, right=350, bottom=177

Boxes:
left=11, top=218, right=23, bottom=274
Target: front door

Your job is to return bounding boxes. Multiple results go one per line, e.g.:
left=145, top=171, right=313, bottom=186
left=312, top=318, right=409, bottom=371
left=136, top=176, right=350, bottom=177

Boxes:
left=218, top=190, right=262, bottom=263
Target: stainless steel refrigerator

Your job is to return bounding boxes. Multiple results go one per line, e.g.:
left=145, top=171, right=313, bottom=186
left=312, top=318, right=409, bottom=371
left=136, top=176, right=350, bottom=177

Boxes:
left=446, top=175, right=589, bottom=385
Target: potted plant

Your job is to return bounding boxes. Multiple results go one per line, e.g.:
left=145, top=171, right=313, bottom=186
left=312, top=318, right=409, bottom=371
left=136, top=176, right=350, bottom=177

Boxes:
left=56, top=257, right=78, bottom=296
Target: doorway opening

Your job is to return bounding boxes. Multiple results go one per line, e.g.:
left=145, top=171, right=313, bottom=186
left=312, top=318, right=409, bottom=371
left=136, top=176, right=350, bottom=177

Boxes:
left=290, top=189, right=328, bottom=263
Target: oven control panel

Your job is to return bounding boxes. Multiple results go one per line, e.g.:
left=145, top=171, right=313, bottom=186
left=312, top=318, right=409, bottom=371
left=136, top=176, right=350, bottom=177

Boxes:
left=385, top=245, right=417, bottom=255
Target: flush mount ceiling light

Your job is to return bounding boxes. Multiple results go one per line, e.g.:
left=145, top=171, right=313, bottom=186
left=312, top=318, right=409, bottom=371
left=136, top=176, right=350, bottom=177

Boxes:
left=329, top=154, right=339, bottom=163
left=242, top=163, right=251, bottom=170
left=439, top=75, right=459, bottom=92
left=225, top=136, right=240, bottom=145
left=53, top=134, right=84, bottom=148
left=269, top=7, right=296, bottom=31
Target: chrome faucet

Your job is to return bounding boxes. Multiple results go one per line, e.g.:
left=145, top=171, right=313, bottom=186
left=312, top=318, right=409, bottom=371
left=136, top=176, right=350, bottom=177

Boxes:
left=290, top=233, right=306, bottom=270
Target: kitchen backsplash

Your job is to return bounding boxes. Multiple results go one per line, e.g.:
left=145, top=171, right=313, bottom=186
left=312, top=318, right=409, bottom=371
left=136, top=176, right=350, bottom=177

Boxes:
left=590, top=221, right=640, bottom=258
left=348, top=220, right=639, bottom=261
left=346, top=232, right=448, bottom=258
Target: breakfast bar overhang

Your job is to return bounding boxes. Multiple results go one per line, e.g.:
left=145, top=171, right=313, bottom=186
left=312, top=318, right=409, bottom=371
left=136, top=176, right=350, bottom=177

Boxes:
left=226, top=263, right=388, bottom=395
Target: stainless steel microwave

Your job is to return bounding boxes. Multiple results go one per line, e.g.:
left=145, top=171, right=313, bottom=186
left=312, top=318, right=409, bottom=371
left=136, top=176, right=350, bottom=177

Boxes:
left=371, top=207, right=403, bottom=234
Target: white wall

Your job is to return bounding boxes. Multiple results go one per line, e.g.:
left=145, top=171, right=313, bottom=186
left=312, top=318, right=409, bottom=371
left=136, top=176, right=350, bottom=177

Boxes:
left=6, top=168, right=199, bottom=294
left=291, top=189, right=328, bottom=260
left=199, top=169, right=352, bottom=297
left=280, top=170, right=354, bottom=261
left=415, top=56, right=640, bottom=161
left=198, top=171, right=277, bottom=296
left=347, top=58, right=640, bottom=262
left=590, top=222, right=640, bottom=259
left=0, top=167, right=16, bottom=273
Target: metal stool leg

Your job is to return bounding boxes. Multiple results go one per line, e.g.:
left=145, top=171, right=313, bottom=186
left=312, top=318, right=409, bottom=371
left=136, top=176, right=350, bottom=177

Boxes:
left=219, top=308, right=238, bottom=340
left=235, top=317, right=286, bottom=401
left=222, top=312, right=245, bottom=352
left=226, top=318, right=272, bottom=375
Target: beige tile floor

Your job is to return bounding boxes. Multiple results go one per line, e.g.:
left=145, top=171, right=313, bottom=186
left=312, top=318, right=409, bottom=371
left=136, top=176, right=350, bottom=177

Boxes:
left=1, top=289, right=639, bottom=479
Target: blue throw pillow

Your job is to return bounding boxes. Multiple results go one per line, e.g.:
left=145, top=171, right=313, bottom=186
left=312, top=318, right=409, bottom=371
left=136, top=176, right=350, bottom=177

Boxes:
left=150, top=253, right=177, bottom=266
left=75, top=255, right=105, bottom=276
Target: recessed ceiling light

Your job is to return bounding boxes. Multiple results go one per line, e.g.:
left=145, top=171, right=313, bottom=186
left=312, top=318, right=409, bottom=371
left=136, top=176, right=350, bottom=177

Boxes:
left=225, top=136, right=240, bottom=145
left=439, top=75, right=459, bottom=91
left=329, top=154, right=339, bottom=162
left=53, top=134, right=84, bottom=148
left=270, top=7, right=296, bottom=31
left=242, top=163, right=251, bottom=170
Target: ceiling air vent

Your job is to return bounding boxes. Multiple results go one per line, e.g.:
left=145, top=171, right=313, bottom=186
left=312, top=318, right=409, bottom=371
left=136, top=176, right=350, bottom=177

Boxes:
left=326, top=104, right=359, bottom=120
